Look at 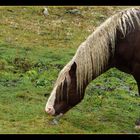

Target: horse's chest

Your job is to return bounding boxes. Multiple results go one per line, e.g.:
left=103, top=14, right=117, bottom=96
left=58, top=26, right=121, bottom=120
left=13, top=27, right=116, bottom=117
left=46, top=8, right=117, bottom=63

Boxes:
left=114, top=31, right=140, bottom=73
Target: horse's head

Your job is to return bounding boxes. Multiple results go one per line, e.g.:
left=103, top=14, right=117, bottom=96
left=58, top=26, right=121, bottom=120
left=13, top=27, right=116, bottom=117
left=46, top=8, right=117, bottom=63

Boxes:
left=45, top=61, right=84, bottom=116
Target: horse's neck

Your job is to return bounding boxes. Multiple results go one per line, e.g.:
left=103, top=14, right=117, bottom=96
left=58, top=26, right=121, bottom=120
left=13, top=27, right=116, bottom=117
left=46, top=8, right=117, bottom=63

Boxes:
left=76, top=52, right=112, bottom=97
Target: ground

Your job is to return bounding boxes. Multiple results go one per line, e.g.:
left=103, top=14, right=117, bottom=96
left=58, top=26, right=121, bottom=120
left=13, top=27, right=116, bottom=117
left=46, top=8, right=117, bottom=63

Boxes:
left=0, top=6, right=140, bottom=134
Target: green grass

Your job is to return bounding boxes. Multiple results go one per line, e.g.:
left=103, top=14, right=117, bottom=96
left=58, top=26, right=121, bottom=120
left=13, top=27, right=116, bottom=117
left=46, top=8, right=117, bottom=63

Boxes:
left=0, top=6, right=140, bottom=134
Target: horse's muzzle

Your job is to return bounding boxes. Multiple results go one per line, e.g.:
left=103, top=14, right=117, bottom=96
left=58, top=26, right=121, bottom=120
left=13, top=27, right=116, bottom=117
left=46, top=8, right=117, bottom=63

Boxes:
left=45, top=106, right=55, bottom=115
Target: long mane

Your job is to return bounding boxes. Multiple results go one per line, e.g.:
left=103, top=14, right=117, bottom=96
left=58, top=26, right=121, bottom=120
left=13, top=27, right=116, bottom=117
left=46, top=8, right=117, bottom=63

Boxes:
left=55, top=7, right=140, bottom=99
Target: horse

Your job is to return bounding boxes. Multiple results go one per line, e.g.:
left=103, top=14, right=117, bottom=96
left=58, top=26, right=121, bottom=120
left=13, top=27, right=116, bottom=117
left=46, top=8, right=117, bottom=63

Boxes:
left=45, top=8, right=140, bottom=124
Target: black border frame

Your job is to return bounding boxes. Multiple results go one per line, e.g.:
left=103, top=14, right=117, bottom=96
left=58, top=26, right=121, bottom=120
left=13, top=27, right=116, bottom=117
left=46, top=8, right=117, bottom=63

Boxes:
left=0, top=0, right=140, bottom=138
left=0, top=0, right=140, bottom=6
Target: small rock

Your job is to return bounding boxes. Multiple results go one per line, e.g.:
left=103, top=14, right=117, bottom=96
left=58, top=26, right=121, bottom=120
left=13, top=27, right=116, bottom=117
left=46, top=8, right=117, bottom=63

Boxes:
left=7, top=9, right=14, bottom=12
left=65, top=9, right=81, bottom=15
left=135, top=119, right=140, bottom=125
left=43, top=8, right=49, bottom=17
left=49, top=118, right=58, bottom=125
left=134, top=125, right=140, bottom=131
left=48, top=113, right=63, bottom=125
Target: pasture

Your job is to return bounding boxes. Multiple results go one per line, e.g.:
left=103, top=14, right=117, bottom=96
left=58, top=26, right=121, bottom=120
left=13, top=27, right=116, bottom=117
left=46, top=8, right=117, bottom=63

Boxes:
left=0, top=6, right=140, bottom=134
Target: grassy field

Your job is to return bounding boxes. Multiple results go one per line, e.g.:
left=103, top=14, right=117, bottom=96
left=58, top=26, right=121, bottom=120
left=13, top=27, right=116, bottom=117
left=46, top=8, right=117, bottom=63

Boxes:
left=0, top=6, right=140, bottom=134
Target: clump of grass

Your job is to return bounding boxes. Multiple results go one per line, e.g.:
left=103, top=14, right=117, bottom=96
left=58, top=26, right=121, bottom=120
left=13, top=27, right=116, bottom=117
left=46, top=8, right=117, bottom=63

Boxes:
left=0, top=59, right=8, bottom=70
left=13, top=57, right=33, bottom=72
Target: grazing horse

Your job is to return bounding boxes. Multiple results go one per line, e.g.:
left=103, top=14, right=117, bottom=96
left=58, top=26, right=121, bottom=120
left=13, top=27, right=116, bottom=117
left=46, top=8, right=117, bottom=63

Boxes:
left=45, top=8, right=140, bottom=120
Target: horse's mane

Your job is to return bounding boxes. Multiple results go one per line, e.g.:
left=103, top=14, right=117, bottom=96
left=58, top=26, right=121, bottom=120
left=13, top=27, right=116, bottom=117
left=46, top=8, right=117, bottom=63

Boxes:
left=55, top=7, right=140, bottom=99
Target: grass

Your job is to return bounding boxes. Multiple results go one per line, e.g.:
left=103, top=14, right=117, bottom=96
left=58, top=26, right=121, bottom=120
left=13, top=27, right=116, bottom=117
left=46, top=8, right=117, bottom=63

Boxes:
left=0, top=6, right=140, bottom=134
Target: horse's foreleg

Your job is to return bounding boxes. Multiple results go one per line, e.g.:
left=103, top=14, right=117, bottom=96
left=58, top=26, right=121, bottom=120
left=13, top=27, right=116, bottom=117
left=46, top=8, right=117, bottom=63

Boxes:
left=132, top=63, right=140, bottom=95
left=137, top=83, right=140, bottom=96
left=133, top=79, right=140, bottom=131
left=132, top=62, right=140, bottom=131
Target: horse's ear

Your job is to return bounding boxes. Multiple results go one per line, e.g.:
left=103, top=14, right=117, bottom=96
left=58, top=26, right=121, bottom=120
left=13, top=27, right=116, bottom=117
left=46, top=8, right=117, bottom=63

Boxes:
left=69, top=62, right=77, bottom=76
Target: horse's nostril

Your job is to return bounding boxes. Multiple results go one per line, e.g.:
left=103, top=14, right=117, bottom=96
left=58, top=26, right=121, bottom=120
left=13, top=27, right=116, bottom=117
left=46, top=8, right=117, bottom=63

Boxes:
left=48, top=108, right=51, bottom=111
left=45, top=107, right=51, bottom=112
